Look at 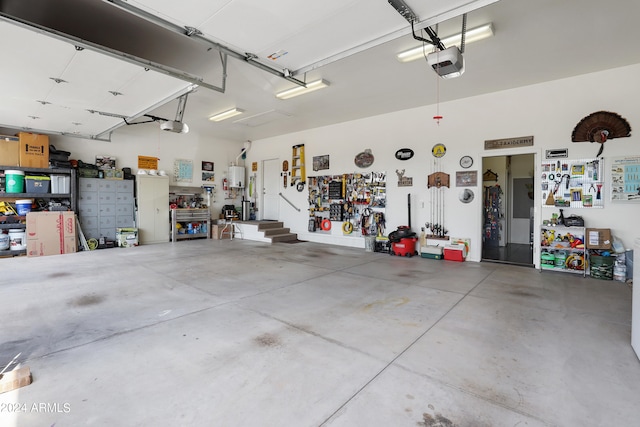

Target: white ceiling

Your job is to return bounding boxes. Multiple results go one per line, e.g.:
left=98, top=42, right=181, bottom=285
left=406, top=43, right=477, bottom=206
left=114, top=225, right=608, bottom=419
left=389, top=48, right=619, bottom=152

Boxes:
left=1, top=0, right=640, bottom=143
left=0, top=18, right=196, bottom=139
left=121, top=0, right=497, bottom=74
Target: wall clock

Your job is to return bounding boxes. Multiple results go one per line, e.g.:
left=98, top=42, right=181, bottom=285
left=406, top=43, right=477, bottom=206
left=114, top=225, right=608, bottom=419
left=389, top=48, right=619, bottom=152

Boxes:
left=459, top=155, right=473, bottom=169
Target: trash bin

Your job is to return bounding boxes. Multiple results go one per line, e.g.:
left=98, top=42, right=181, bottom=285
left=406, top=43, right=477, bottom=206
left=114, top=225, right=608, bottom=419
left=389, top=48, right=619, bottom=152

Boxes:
left=242, top=201, right=251, bottom=221
left=364, top=235, right=376, bottom=252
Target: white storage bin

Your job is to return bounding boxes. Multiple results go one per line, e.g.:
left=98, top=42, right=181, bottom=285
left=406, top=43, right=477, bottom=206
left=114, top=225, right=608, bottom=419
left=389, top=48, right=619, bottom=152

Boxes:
left=50, top=174, right=70, bottom=194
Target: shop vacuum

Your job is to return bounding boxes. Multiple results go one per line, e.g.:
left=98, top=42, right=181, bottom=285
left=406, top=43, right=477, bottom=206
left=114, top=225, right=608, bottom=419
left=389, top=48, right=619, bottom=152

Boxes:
left=389, top=194, right=418, bottom=257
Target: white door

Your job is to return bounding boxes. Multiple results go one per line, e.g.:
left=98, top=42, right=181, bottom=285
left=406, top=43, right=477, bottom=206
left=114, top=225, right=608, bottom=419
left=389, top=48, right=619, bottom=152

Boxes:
left=262, top=158, right=280, bottom=220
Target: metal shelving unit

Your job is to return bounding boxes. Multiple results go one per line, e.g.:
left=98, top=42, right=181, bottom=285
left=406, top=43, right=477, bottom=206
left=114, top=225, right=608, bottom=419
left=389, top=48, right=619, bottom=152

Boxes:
left=539, top=225, right=587, bottom=277
left=170, top=208, right=211, bottom=241
left=1, top=166, right=77, bottom=257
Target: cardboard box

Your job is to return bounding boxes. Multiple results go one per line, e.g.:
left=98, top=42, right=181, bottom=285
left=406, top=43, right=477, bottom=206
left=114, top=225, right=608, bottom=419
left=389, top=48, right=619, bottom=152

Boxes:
left=116, top=227, right=138, bottom=247
left=18, top=132, right=49, bottom=168
left=0, top=366, right=32, bottom=394
left=586, top=228, right=612, bottom=249
left=211, top=224, right=231, bottom=240
left=26, top=212, right=77, bottom=257
left=0, top=135, right=20, bottom=166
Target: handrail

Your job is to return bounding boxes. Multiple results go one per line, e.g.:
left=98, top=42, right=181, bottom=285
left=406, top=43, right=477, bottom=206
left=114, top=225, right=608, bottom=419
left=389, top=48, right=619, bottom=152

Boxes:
left=279, top=192, right=301, bottom=212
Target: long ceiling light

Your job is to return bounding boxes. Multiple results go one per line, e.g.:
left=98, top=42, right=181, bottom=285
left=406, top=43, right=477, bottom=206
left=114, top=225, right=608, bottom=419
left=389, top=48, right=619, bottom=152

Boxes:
left=276, top=79, right=330, bottom=100
left=396, top=23, right=494, bottom=63
left=209, top=108, right=244, bottom=122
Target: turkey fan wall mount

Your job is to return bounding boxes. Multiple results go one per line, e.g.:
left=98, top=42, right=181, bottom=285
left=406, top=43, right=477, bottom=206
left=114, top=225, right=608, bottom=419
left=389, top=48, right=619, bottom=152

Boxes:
left=571, top=111, right=632, bottom=157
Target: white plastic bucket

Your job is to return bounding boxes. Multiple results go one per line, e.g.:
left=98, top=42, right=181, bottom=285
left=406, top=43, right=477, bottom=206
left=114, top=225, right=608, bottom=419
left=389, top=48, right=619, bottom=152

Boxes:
left=9, top=229, right=26, bottom=251
left=5, top=170, right=25, bottom=193
left=0, top=233, right=10, bottom=250
left=15, top=199, right=33, bottom=216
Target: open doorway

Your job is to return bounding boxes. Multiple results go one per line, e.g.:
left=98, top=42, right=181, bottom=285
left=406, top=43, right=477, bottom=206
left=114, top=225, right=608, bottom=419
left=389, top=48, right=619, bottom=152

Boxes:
left=482, top=153, right=535, bottom=266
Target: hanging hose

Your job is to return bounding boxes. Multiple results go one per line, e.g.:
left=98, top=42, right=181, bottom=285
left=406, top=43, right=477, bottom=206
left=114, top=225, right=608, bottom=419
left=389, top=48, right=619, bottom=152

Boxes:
left=342, top=221, right=353, bottom=234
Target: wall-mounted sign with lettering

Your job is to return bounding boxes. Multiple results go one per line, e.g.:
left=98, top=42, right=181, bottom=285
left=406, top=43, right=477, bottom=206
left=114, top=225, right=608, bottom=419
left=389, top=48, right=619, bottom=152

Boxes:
left=485, top=135, right=534, bottom=150
left=395, top=148, right=414, bottom=161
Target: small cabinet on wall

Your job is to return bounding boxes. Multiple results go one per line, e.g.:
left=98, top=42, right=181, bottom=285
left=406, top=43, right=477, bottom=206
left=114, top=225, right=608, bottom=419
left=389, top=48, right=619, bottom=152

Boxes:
left=78, top=178, right=135, bottom=242
left=136, top=175, right=169, bottom=244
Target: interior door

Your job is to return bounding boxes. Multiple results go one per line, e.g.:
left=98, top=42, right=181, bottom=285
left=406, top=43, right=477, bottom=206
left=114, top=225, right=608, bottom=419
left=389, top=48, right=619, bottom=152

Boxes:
left=262, top=158, right=280, bottom=220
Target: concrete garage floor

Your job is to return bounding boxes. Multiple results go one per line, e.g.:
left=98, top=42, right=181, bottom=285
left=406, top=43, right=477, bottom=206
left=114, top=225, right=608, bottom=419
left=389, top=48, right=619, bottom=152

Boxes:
left=1, top=239, right=638, bottom=427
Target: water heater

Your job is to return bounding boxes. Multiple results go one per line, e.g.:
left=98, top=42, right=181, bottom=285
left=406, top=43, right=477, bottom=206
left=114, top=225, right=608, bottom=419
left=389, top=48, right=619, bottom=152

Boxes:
left=227, top=166, right=245, bottom=188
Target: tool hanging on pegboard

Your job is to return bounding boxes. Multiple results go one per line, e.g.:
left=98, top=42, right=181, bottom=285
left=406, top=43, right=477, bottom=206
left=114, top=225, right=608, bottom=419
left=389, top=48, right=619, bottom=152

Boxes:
left=426, top=143, right=450, bottom=239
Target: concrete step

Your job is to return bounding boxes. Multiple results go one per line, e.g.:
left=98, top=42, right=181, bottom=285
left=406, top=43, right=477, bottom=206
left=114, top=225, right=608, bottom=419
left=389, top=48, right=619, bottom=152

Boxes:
left=257, top=222, right=284, bottom=230
left=263, top=227, right=290, bottom=236
left=270, top=233, right=298, bottom=242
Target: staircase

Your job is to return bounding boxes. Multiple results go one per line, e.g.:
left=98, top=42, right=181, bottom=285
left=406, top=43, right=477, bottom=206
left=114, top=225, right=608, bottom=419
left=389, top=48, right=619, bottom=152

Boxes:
left=232, top=220, right=298, bottom=243
left=258, top=221, right=298, bottom=242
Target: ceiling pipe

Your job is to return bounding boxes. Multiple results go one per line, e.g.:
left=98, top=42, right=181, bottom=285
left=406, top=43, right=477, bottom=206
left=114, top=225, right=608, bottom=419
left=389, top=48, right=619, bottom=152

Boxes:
left=235, top=140, right=252, bottom=163
left=106, top=0, right=307, bottom=88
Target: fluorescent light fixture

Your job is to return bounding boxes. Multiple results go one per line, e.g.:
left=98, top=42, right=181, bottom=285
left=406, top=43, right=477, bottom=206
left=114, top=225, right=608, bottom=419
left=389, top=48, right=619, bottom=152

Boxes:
left=396, top=23, right=494, bottom=63
left=276, top=79, right=329, bottom=100
left=209, top=108, right=244, bottom=122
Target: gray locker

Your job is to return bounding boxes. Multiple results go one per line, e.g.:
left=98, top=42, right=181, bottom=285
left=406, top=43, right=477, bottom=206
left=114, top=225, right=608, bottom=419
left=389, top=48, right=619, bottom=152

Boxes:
left=78, top=177, right=135, bottom=241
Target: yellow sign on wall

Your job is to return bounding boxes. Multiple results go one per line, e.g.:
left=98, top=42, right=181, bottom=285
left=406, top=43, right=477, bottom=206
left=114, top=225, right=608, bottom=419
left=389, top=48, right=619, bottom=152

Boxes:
left=252, top=162, right=258, bottom=172
left=432, top=143, right=446, bottom=158
left=138, top=156, right=158, bottom=170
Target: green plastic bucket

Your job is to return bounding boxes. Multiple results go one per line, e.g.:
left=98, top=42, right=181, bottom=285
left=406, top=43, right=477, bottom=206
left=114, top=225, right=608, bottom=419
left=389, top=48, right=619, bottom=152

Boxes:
left=590, top=255, right=614, bottom=280
left=541, top=251, right=555, bottom=269
left=5, top=170, right=25, bottom=193
left=554, top=250, right=567, bottom=269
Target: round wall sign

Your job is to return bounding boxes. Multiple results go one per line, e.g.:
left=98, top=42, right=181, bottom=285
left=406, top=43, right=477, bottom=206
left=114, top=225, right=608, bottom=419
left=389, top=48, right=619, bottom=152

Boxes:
left=459, top=155, right=473, bottom=169
left=459, top=189, right=475, bottom=203
left=395, top=148, right=414, bottom=161
left=354, top=149, right=375, bottom=168
left=432, top=143, right=446, bottom=158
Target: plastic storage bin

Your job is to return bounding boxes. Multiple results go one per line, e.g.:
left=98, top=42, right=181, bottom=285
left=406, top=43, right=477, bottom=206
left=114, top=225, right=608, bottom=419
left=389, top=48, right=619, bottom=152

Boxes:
left=50, top=174, right=70, bottom=194
left=25, top=175, right=50, bottom=193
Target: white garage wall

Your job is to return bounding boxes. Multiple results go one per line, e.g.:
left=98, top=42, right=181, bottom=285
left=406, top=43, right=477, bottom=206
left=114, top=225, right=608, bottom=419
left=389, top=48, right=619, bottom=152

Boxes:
left=4, top=63, right=637, bottom=263
left=30, top=124, right=245, bottom=217
left=246, top=63, right=640, bottom=262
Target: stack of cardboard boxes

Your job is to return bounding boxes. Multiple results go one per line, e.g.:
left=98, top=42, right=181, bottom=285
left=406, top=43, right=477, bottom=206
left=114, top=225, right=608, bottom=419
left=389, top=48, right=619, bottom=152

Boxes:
left=0, top=132, right=49, bottom=168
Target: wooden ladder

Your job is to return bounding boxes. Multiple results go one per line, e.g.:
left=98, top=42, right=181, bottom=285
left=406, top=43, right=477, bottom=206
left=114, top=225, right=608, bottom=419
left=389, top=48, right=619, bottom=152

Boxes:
left=291, top=144, right=306, bottom=186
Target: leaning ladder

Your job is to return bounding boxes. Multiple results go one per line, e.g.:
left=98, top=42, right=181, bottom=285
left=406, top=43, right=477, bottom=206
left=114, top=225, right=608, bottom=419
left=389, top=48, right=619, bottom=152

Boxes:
left=291, top=144, right=306, bottom=186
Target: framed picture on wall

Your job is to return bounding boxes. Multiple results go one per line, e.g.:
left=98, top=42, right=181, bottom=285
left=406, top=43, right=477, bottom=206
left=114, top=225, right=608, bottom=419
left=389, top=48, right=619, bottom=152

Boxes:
left=313, top=155, right=330, bottom=171
left=456, top=171, right=477, bottom=187
left=202, top=161, right=214, bottom=171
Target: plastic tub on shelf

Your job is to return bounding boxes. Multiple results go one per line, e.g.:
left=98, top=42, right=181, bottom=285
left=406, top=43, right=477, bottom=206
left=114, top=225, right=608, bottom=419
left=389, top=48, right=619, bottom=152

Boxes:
left=9, top=229, right=26, bottom=250
left=5, top=170, right=25, bottom=193
left=50, top=174, right=70, bottom=194
left=15, top=199, right=33, bottom=216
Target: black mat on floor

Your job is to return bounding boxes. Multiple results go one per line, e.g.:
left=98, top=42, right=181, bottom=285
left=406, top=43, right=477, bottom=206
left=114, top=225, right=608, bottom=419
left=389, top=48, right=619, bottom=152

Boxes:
left=280, top=239, right=307, bottom=244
